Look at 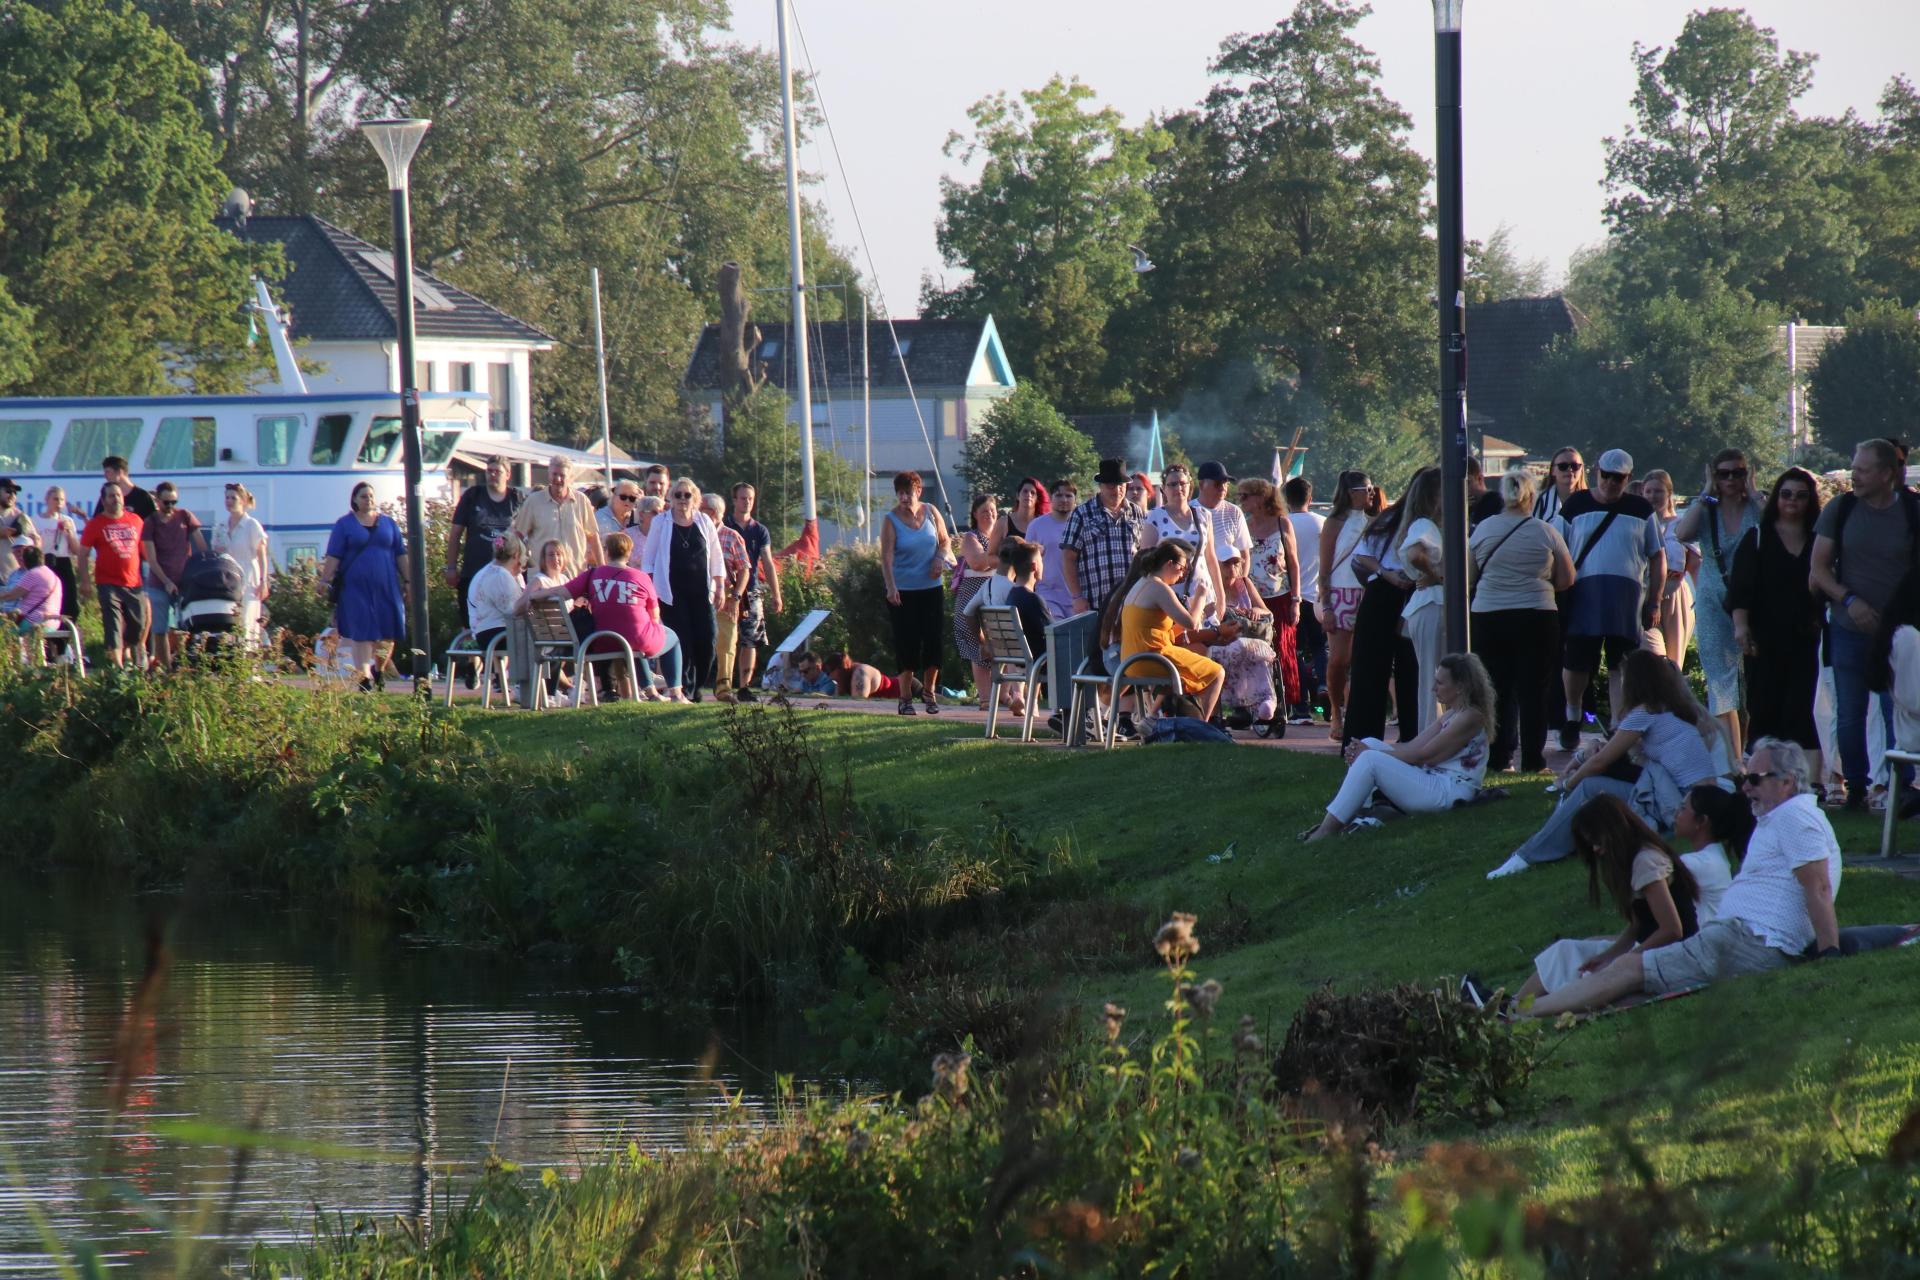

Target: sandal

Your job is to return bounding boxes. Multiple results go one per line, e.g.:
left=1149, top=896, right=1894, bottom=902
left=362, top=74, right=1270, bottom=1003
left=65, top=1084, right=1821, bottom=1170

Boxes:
left=923, top=695, right=939, bottom=715
left=898, top=699, right=916, bottom=715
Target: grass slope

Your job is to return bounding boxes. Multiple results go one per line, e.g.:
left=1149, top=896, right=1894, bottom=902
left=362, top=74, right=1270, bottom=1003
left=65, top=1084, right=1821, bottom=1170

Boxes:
left=489, top=703, right=1920, bottom=1196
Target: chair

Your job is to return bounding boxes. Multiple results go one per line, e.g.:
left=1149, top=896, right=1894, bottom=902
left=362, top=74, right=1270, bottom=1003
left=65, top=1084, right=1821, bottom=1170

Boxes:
left=571, top=631, right=639, bottom=707
left=519, top=597, right=585, bottom=709
left=978, top=605, right=1048, bottom=741
left=442, top=628, right=511, bottom=709
left=1099, top=651, right=1182, bottom=748
left=30, top=618, right=86, bottom=677
left=1880, top=749, right=1920, bottom=857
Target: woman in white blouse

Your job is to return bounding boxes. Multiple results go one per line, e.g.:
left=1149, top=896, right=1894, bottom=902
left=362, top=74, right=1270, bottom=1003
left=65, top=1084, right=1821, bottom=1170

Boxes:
left=211, top=483, right=271, bottom=642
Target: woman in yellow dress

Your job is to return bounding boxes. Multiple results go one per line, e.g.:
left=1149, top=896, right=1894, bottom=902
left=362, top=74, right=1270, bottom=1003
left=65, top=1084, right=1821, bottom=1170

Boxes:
left=1118, top=541, right=1227, bottom=720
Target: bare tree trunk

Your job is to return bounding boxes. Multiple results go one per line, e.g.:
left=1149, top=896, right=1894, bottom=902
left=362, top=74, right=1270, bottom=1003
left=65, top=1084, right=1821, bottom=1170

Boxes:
left=716, top=261, right=765, bottom=432
left=291, top=0, right=312, bottom=212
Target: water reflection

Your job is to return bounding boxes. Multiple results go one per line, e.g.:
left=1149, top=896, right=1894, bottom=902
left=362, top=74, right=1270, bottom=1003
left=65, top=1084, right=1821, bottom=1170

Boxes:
left=0, top=877, right=790, bottom=1271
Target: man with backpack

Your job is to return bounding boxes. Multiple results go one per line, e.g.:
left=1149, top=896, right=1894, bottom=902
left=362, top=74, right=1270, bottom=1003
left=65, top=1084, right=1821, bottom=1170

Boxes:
left=1552, top=448, right=1665, bottom=750
left=1811, top=438, right=1919, bottom=810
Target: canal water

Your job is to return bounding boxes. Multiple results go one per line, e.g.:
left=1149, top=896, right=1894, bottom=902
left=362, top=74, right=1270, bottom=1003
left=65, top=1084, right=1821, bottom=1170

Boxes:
left=0, top=875, right=799, bottom=1272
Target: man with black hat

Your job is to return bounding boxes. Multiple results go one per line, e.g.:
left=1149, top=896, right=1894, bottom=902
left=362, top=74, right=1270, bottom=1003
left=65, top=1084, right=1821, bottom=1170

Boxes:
left=1195, top=460, right=1256, bottom=581
left=0, top=478, right=38, bottom=580
left=1060, top=458, right=1147, bottom=618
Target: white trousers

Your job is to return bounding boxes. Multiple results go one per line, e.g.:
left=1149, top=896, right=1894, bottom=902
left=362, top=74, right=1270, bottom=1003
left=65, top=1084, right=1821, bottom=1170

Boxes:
left=1403, top=604, right=1444, bottom=735
left=1327, top=742, right=1475, bottom=823
left=1533, top=937, right=1615, bottom=992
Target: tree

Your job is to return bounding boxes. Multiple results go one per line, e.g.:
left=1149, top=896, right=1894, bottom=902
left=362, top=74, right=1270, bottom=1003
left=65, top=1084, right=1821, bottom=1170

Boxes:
left=957, top=385, right=1098, bottom=503
left=1843, top=77, right=1920, bottom=308
left=1523, top=284, right=1787, bottom=480
left=689, top=387, right=863, bottom=543
left=0, top=0, right=265, bottom=395
left=1601, top=9, right=1859, bottom=320
left=1465, top=224, right=1550, bottom=303
left=922, top=76, right=1162, bottom=409
left=1118, top=0, right=1433, bottom=485
left=1807, top=302, right=1920, bottom=453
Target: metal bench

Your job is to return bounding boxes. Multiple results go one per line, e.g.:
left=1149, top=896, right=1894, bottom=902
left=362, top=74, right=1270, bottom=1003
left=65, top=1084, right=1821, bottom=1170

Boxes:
left=571, top=630, right=639, bottom=707
left=978, top=605, right=1047, bottom=741
left=442, top=628, right=511, bottom=708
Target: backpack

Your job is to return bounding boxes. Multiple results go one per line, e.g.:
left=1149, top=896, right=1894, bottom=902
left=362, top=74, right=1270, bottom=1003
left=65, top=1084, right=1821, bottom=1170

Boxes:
left=1830, top=488, right=1920, bottom=588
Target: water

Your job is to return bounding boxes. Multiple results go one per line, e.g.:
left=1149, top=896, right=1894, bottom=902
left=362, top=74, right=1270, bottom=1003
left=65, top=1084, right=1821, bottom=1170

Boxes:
left=0, top=876, right=798, bottom=1272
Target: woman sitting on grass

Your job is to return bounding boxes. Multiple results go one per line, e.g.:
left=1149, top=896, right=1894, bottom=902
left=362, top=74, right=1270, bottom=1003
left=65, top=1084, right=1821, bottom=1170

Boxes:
left=1503, top=795, right=1705, bottom=1001
left=1302, top=652, right=1492, bottom=842
left=1487, top=648, right=1726, bottom=879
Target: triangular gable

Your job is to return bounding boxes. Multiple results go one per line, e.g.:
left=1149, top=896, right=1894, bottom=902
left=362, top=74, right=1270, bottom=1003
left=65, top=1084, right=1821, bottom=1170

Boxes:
left=966, top=316, right=1016, bottom=389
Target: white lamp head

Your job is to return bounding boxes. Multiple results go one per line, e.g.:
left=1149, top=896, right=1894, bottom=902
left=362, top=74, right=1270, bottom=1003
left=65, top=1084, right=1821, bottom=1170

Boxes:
left=359, top=118, right=432, bottom=190
left=1433, top=0, right=1462, bottom=32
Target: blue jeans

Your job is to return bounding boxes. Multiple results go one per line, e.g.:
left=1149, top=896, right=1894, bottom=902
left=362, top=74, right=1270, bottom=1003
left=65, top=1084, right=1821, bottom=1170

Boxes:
left=1830, top=624, right=1896, bottom=794
left=639, top=626, right=682, bottom=692
left=1514, top=775, right=1638, bottom=865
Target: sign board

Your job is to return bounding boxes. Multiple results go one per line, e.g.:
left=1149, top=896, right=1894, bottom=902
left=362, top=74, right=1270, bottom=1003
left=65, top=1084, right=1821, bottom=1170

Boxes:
left=772, top=608, right=831, bottom=656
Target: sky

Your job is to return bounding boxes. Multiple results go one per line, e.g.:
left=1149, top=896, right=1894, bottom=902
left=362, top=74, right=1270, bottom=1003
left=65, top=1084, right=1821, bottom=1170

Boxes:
left=737, top=0, right=1920, bottom=316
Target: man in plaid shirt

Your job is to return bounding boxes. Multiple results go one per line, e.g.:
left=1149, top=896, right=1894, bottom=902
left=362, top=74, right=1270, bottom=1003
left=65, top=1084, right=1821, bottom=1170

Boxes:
left=1061, top=457, right=1147, bottom=617
left=705, top=493, right=752, bottom=702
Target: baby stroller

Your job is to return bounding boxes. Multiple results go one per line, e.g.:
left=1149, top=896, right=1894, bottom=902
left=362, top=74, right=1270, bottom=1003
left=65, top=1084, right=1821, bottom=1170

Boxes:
left=175, top=552, right=247, bottom=657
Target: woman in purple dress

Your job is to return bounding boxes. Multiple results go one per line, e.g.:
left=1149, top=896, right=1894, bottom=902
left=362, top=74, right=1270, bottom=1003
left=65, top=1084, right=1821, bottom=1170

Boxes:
left=319, top=481, right=408, bottom=690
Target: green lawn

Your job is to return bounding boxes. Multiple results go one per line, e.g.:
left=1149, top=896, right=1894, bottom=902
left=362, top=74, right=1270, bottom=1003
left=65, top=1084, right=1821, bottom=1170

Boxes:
left=488, top=703, right=1920, bottom=1195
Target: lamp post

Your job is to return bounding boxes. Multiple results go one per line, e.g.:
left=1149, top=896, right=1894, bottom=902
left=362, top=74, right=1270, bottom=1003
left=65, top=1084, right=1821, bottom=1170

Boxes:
left=360, top=117, right=434, bottom=693
left=1433, top=1, right=1470, bottom=653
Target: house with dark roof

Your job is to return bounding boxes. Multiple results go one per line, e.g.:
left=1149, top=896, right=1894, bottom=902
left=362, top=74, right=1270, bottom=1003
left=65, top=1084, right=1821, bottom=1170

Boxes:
left=222, top=214, right=555, bottom=440
left=683, top=315, right=1015, bottom=515
left=1464, top=295, right=1588, bottom=456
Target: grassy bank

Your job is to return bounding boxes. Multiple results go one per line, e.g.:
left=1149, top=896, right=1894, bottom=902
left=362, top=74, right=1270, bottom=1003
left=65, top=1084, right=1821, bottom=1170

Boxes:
left=12, top=663, right=1920, bottom=1273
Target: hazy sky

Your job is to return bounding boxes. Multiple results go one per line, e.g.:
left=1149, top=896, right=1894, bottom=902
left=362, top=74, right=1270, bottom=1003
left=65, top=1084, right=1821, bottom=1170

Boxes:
left=739, top=1, right=1918, bottom=316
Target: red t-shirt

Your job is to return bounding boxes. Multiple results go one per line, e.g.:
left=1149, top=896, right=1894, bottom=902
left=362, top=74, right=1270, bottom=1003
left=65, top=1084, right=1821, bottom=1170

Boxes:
left=565, top=565, right=666, bottom=656
left=80, top=512, right=147, bottom=588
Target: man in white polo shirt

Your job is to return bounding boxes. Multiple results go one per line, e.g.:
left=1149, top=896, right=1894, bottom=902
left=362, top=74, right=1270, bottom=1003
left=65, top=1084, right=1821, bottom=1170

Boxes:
left=1523, top=737, right=1842, bottom=1017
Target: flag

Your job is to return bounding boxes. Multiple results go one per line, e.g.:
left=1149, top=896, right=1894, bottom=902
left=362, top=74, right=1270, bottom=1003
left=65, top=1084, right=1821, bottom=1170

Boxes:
left=1271, top=447, right=1285, bottom=486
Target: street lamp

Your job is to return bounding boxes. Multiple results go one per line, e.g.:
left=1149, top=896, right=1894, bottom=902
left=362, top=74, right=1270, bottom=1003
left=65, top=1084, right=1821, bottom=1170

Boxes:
left=1433, top=1, right=1469, bottom=653
left=360, top=117, right=434, bottom=693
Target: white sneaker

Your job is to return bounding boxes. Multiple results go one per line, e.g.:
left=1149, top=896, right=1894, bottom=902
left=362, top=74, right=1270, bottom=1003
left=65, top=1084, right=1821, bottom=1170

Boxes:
left=1486, top=854, right=1530, bottom=880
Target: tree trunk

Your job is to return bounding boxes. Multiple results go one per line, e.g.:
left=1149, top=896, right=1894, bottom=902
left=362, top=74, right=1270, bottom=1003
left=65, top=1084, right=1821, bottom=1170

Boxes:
left=716, top=261, right=765, bottom=431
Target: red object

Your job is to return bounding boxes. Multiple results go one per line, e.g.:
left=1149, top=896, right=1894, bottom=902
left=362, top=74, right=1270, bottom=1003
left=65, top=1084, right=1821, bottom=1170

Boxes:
left=873, top=673, right=901, bottom=700
left=778, top=518, right=820, bottom=567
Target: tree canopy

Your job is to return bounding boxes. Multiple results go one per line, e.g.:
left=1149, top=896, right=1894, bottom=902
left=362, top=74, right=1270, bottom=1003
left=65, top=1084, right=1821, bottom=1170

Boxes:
left=1807, top=303, right=1920, bottom=455
left=957, top=385, right=1098, bottom=503
left=0, top=0, right=265, bottom=395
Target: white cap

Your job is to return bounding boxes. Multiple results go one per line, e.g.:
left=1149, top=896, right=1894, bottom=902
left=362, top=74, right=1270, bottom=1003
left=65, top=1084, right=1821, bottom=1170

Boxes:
left=1597, top=448, right=1634, bottom=474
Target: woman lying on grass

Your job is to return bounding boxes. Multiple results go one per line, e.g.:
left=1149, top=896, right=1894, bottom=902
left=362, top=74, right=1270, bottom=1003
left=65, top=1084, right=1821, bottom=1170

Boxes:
left=1501, top=795, right=1707, bottom=1003
left=1301, top=652, right=1492, bottom=842
left=1487, top=649, right=1726, bottom=879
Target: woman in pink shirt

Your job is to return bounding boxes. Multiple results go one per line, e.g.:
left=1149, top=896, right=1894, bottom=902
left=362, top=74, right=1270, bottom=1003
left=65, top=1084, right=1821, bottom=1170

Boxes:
left=517, top=532, right=681, bottom=701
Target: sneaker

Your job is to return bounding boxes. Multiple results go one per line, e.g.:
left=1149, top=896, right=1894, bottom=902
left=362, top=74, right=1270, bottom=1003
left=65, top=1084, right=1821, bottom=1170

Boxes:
left=736, top=687, right=758, bottom=703
left=1557, top=725, right=1580, bottom=753
left=1486, top=854, right=1530, bottom=881
left=1869, top=786, right=1889, bottom=814
left=1458, top=974, right=1491, bottom=1009
left=1114, top=713, right=1139, bottom=742
left=462, top=659, right=478, bottom=691
left=1046, top=711, right=1065, bottom=736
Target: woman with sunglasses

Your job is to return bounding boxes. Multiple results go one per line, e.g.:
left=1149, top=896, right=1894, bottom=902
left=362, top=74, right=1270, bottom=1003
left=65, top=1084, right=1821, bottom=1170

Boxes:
left=641, top=479, right=726, bottom=700
left=1728, top=468, right=1824, bottom=778
left=1533, top=447, right=1586, bottom=522
left=1672, top=448, right=1762, bottom=759
left=1317, top=470, right=1377, bottom=739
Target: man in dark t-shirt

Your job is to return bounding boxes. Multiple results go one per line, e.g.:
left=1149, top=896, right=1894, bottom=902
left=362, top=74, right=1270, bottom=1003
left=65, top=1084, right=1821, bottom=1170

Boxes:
left=725, top=482, right=784, bottom=699
left=103, top=455, right=156, bottom=520
left=445, top=457, right=525, bottom=619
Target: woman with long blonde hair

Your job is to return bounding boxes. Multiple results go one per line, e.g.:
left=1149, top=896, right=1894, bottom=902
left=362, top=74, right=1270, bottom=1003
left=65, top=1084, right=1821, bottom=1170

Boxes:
left=1638, top=469, right=1699, bottom=670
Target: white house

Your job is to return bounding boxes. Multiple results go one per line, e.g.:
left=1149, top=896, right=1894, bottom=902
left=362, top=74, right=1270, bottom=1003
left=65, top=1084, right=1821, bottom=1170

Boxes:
left=223, top=214, right=553, bottom=441
left=682, top=315, right=1017, bottom=530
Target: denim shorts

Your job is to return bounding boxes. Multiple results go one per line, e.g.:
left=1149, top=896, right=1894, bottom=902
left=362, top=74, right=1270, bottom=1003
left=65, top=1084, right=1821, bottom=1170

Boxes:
left=142, top=584, right=175, bottom=634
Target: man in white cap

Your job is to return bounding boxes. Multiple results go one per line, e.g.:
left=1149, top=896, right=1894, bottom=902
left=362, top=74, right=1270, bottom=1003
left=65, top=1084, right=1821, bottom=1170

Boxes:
left=1552, top=447, right=1665, bottom=749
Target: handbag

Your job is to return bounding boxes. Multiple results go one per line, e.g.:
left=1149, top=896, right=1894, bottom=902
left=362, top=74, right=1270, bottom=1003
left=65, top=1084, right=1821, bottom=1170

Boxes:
left=327, top=524, right=369, bottom=606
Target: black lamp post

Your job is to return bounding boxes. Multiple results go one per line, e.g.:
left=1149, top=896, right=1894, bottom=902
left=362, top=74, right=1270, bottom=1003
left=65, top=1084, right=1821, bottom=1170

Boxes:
left=1434, top=0, right=1470, bottom=653
left=360, top=117, right=433, bottom=693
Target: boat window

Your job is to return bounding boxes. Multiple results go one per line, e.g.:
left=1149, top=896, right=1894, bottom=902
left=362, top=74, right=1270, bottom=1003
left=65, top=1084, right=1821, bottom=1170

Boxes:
left=53, top=418, right=143, bottom=471
left=147, top=416, right=216, bottom=470
left=359, top=416, right=402, bottom=465
left=257, top=415, right=302, bottom=467
left=310, top=414, right=354, bottom=465
left=422, top=424, right=462, bottom=467
left=0, top=420, right=51, bottom=472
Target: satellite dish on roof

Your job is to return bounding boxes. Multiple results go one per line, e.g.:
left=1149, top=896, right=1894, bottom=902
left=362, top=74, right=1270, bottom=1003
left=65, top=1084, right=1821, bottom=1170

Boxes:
left=222, top=187, right=253, bottom=227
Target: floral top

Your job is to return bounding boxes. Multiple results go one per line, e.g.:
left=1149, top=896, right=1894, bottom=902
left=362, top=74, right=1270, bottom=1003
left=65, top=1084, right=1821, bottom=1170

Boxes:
left=1426, top=709, right=1488, bottom=785
left=1248, top=528, right=1290, bottom=598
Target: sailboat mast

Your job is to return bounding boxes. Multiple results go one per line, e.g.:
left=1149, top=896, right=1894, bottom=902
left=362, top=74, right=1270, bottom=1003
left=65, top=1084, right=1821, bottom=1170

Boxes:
left=776, top=0, right=817, bottom=530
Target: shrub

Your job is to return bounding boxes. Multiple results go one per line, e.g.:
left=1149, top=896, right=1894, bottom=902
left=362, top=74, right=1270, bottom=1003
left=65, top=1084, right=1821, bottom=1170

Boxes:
left=767, top=544, right=968, bottom=689
left=1272, top=982, right=1540, bottom=1126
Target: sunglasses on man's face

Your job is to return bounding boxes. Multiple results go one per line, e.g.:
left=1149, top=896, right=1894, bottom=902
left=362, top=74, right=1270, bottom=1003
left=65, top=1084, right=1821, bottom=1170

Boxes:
left=1598, top=469, right=1626, bottom=483
left=1740, top=770, right=1783, bottom=787
left=1555, top=460, right=1584, bottom=472
left=158, top=497, right=178, bottom=508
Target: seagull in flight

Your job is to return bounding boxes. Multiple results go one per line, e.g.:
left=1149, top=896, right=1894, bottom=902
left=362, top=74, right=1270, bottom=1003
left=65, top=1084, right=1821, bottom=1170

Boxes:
left=1128, top=244, right=1156, bottom=274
